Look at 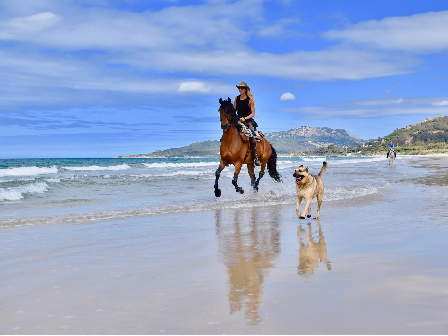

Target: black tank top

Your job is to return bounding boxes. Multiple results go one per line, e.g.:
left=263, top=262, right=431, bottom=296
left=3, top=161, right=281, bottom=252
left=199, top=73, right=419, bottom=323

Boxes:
left=236, top=95, right=251, bottom=119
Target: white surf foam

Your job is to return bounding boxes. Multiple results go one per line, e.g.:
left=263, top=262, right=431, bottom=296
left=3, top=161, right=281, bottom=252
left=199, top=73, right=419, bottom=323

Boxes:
left=301, top=157, right=327, bottom=162
left=0, top=182, right=49, bottom=201
left=0, top=166, right=58, bottom=177
left=62, top=164, right=131, bottom=171
left=0, top=182, right=385, bottom=226
left=329, top=157, right=385, bottom=164
left=143, top=162, right=219, bottom=169
left=45, top=178, right=60, bottom=183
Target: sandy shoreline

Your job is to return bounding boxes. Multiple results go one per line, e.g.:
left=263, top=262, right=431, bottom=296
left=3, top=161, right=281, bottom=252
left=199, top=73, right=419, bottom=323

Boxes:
left=1, top=157, right=448, bottom=334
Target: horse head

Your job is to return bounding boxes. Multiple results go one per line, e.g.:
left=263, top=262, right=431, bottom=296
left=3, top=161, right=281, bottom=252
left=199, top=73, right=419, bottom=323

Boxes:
left=219, top=97, right=235, bottom=131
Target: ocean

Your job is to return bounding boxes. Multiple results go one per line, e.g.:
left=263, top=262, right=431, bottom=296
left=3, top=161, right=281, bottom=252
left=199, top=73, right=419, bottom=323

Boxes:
left=0, top=156, right=403, bottom=228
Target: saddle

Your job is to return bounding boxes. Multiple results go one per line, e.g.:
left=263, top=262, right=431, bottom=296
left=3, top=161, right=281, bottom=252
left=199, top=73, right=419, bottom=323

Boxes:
left=219, top=122, right=265, bottom=143
left=237, top=121, right=264, bottom=142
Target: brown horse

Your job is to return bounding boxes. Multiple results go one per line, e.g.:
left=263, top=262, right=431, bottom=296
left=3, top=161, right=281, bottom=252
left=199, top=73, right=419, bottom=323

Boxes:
left=214, top=98, right=281, bottom=197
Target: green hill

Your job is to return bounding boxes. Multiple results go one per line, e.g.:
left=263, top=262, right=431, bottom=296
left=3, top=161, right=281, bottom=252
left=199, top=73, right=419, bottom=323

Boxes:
left=304, top=114, right=448, bottom=156
left=117, top=126, right=364, bottom=158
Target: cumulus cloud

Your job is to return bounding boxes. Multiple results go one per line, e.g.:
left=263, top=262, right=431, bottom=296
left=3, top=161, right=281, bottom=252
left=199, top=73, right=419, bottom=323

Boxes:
left=324, top=10, right=448, bottom=52
left=280, top=92, right=295, bottom=101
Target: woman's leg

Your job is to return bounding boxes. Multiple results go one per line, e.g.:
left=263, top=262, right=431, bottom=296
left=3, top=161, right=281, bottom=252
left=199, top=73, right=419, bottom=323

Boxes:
left=247, top=121, right=260, bottom=166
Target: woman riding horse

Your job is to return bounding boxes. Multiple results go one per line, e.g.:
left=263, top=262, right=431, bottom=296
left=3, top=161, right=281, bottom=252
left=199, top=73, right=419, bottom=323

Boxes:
left=235, top=82, right=260, bottom=166
left=214, top=97, right=281, bottom=197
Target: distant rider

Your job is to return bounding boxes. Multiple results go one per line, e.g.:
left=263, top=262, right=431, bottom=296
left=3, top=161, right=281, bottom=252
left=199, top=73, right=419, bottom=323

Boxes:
left=234, top=82, right=260, bottom=166
left=387, top=140, right=395, bottom=158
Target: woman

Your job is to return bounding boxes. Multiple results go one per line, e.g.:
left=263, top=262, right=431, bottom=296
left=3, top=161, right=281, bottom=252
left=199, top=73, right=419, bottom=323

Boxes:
left=234, top=82, right=260, bottom=166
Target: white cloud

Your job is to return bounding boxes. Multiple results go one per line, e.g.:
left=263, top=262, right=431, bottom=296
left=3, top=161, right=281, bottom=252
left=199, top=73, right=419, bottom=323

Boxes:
left=280, top=92, right=295, bottom=101
left=178, top=82, right=210, bottom=93
left=324, top=10, right=448, bottom=52
left=433, top=100, right=448, bottom=106
left=0, top=12, right=60, bottom=39
left=278, top=97, right=448, bottom=119
left=0, top=2, right=421, bottom=82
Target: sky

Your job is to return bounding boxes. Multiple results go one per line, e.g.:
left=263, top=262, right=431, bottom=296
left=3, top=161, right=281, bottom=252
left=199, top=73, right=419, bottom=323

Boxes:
left=1, top=0, right=448, bottom=158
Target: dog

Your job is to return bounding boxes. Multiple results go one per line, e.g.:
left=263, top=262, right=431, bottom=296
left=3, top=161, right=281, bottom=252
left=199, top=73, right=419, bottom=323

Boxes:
left=293, top=161, right=327, bottom=219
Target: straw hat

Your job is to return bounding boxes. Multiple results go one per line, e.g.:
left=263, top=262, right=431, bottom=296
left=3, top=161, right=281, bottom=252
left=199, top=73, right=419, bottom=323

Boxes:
left=236, top=82, right=250, bottom=90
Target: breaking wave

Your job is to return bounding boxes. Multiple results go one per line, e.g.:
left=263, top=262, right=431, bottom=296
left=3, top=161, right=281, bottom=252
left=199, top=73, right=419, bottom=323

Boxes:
left=0, top=182, right=49, bottom=201
left=0, top=166, right=58, bottom=177
left=62, top=164, right=131, bottom=171
left=143, top=162, right=219, bottom=169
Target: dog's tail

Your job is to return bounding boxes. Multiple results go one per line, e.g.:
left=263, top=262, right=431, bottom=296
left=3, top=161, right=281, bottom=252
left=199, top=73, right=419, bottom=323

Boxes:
left=318, top=161, right=327, bottom=177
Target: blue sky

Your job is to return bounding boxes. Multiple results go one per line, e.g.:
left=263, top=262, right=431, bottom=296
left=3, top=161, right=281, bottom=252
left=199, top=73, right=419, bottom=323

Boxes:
left=1, top=0, right=448, bottom=158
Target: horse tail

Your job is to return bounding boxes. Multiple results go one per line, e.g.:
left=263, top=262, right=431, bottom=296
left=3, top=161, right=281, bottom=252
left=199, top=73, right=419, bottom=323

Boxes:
left=318, top=161, right=327, bottom=177
left=267, top=144, right=282, bottom=182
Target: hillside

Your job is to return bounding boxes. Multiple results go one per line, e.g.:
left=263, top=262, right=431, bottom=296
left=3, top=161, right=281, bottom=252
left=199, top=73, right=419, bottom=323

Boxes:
left=304, top=114, right=448, bottom=156
left=266, top=126, right=362, bottom=154
left=117, top=126, right=364, bottom=158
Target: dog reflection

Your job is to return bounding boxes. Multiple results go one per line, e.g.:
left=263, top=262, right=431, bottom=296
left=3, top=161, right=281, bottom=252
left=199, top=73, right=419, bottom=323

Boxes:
left=215, top=207, right=280, bottom=325
left=298, top=219, right=331, bottom=276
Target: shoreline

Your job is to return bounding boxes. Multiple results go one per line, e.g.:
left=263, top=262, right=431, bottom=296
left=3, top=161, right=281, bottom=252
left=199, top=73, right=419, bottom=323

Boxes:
left=114, top=153, right=448, bottom=159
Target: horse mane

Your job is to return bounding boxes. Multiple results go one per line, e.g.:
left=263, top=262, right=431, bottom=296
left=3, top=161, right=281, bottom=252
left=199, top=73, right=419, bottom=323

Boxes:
left=220, top=98, right=241, bottom=133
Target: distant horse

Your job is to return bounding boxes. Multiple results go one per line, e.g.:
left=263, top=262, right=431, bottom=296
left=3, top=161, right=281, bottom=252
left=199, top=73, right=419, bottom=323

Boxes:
left=387, top=147, right=396, bottom=165
left=214, top=98, right=281, bottom=197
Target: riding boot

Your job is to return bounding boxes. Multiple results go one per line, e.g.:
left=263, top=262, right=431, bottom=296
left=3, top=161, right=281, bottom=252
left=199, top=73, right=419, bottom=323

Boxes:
left=250, top=138, right=261, bottom=166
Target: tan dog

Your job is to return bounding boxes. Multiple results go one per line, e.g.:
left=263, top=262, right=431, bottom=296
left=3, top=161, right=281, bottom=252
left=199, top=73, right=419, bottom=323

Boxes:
left=293, top=161, right=327, bottom=219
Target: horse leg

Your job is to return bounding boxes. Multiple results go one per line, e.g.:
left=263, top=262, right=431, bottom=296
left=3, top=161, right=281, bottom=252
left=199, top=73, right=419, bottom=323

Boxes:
left=214, top=161, right=226, bottom=197
left=247, top=162, right=256, bottom=189
left=253, top=162, right=266, bottom=192
left=232, top=161, right=244, bottom=194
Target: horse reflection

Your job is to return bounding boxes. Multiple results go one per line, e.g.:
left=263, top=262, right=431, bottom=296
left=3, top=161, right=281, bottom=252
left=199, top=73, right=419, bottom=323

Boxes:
left=298, top=219, right=331, bottom=276
left=215, top=207, right=280, bottom=325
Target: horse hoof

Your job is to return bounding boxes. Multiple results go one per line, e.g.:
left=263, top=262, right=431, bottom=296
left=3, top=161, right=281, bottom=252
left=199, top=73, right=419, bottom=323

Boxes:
left=215, top=189, right=221, bottom=197
left=307, top=215, right=311, bottom=218
left=238, top=188, right=244, bottom=194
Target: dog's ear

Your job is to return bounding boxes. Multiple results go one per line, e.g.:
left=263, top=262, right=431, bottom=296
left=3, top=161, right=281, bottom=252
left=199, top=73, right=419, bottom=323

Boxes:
left=305, top=167, right=309, bottom=172
left=299, top=165, right=303, bottom=168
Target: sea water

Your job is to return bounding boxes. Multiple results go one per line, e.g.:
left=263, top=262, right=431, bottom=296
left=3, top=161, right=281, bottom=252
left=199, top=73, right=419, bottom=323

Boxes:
left=0, top=156, right=406, bottom=228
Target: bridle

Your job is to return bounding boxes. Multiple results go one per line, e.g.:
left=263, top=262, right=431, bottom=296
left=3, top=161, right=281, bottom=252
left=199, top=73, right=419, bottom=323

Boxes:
left=219, top=102, right=234, bottom=131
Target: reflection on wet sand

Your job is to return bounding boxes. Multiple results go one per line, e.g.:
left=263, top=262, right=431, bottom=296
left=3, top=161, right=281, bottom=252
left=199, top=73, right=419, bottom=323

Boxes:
left=215, top=207, right=281, bottom=325
left=298, top=219, right=331, bottom=276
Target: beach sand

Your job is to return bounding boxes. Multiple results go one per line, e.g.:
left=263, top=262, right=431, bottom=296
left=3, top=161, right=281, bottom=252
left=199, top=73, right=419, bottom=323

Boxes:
left=1, top=157, right=448, bottom=334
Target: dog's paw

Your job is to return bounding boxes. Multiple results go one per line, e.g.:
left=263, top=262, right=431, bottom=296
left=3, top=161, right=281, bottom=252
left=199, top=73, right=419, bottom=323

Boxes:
left=307, top=215, right=311, bottom=218
left=299, top=216, right=305, bottom=219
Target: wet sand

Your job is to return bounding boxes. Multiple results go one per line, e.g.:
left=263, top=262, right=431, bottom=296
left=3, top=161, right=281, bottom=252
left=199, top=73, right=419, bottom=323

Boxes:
left=2, top=157, right=448, bottom=334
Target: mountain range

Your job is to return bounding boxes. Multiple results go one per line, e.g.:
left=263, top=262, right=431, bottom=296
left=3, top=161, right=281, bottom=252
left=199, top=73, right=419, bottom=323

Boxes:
left=117, top=126, right=364, bottom=158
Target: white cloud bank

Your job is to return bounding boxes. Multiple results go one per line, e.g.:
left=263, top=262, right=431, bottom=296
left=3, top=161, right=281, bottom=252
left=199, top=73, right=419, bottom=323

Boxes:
left=324, top=10, right=448, bottom=52
left=433, top=100, right=448, bottom=106
left=279, top=97, right=448, bottom=119
left=0, top=1, right=446, bottom=113
left=280, top=93, right=295, bottom=101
